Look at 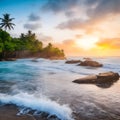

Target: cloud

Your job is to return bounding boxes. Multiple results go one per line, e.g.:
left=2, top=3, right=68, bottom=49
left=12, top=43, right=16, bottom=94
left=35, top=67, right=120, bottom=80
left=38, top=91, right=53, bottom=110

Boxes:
left=57, top=13, right=120, bottom=41
left=88, top=0, right=120, bottom=19
left=28, top=13, right=41, bottom=21
left=54, top=39, right=98, bottom=56
left=43, top=0, right=120, bottom=17
left=37, top=33, right=53, bottom=45
left=42, top=0, right=80, bottom=13
left=55, top=39, right=78, bottom=55
left=52, top=0, right=120, bottom=33
left=56, top=18, right=89, bottom=30
left=24, top=13, right=42, bottom=30
left=54, top=39, right=96, bottom=56
left=96, top=38, right=120, bottom=49
left=24, top=23, right=41, bottom=30
left=54, top=37, right=120, bottom=56
left=75, top=34, right=83, bottom=38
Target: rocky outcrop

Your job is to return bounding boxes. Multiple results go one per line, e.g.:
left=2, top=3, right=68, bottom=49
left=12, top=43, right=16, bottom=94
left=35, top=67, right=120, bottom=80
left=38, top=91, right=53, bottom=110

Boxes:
left=65, top=60, right=81, bottom=64
left=78, top=60, right=103, bottom=67
left=31, top=59, right=38, bottom=62
left=73, top=71, right=120, bottom=88
left=83, top=57, right=92, bottom=61
left=0, top=58, right=16, bottom=61
left=49, top=56, right=66, bottom=60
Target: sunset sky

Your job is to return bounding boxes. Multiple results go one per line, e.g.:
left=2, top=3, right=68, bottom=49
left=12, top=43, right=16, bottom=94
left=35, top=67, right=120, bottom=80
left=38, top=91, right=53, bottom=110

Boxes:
left=0, top=0, right=120, bottom=56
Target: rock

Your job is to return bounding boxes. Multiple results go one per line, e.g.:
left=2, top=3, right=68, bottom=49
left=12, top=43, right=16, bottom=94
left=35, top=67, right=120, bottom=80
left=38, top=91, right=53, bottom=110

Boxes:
left=83, top=57, right=92, bottom=61
left=0, top=58, right=16, bottom=61
left=0, top=59, right=4, bottom=61
left=31, top=59, right=38, bottom=62
left=6, top=58, right=16, bottom=61
left=73, top=75, right=97, bottom=84
left=96, top=72, right=119, bottom=83
left=49, top=56, right=66, bottom=60
left=65, top=60, right=81, bottom=64
left=73, top=71, right=120, bottom=88
left=78, top=60, right=103, bottom=67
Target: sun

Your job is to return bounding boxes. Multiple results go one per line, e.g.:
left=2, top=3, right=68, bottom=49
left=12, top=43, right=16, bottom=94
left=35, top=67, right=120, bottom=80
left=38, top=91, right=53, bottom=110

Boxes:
left=75, top=36, right=99, bottom=50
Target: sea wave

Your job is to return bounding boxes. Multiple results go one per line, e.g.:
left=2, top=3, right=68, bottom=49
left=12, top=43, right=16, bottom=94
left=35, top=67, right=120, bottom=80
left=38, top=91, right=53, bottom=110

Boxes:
left=0, top=92, right=74, bottom=120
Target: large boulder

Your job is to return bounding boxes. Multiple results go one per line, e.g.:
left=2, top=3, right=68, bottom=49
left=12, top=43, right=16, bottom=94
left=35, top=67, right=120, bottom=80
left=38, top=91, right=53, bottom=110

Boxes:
left=78, top=60, right=103, bottom=67
left=96, top=72, right=119, bottom=83
left=73, top=72, right=120, bottom=88
left=65, top=60, right=81, bottom=64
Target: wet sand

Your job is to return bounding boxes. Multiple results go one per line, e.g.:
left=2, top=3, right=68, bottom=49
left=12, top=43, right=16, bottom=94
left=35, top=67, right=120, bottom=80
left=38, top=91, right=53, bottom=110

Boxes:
left=0, top=104, right=35, bottom=120
left=0, top=104, right=61, bottom=120
left=0, top=104, right=119, bottom=120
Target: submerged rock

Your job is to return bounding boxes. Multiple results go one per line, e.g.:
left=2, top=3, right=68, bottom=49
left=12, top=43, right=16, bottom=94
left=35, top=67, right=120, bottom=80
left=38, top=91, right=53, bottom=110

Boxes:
left=31, top=59, right=38, bottom=62
left=65, top=60, right=81, bottom=64
left=73, top=71, right=120, bottom=88
left=78, top=60, right=103, bottom=67
left=0, top=58, right=16, bottom=61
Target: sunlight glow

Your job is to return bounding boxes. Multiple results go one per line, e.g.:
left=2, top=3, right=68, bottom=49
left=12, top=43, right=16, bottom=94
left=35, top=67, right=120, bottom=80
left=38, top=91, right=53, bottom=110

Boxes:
left=76, top=36, right=99, bottom=50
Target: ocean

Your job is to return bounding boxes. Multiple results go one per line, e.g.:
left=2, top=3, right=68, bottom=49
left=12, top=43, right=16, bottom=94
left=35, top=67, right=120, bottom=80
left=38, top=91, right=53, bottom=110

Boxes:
left=0, top=57, right=120, bottom=120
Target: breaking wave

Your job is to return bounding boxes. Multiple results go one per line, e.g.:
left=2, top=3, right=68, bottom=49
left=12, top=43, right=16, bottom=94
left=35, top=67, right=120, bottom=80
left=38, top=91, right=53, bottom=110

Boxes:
left=0, top=92, right=74, bottom=120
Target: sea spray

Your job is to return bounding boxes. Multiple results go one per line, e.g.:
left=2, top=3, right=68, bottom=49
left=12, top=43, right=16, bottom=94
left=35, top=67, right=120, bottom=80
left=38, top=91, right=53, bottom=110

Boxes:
left=0, top=92, right=74, bottom=120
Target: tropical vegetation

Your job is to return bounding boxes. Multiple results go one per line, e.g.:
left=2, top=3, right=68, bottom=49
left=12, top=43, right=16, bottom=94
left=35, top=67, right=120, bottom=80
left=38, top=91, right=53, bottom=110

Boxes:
left=0, top=13, right=15, bottom=30
left=0, top=14, right=65, bottom=60
left=0, top=29, right=65, bottom=60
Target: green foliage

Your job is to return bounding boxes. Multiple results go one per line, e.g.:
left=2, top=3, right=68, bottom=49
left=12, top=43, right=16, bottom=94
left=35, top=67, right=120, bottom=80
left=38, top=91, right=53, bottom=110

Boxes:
left=19, top=30, right=43, bottom=52
left=0, top=38, right=4, bottom=52
left=0, top=29, right=65, bottom=59
left=0, top=13, right=15, bottom=30
left=0, top=12, right=65, bottom=59
left=43, top=43, right=65, bottom=57
left=0, top=29, right=12, bottom=51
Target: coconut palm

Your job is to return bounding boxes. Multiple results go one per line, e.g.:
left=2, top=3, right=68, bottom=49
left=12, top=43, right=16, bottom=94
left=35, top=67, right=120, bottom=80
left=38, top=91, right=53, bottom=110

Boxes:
left=0, top=13, right=15, bottom=30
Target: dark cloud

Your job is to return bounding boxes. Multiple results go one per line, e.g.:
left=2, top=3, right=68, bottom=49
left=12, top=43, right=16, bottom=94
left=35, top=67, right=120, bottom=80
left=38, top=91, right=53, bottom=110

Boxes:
left=42, top=0, right=98, bottom=18
left=24, top=23, right=41, bottom=30
left=85, top=0, right=98, bottom=5
left=43, top=0, right=120, bottom=17
left=65, top=11, right=76, bottom=17
left=43, top=0, right=120, bottom=30
left=56, top=18, right=89, bottom=30
left=24, top=13, right=41, bottom=30
left=42, top=0, right=80, bottom=13
left=88, top=0, right=120, bottom=19
left=28, top=13, right=41, bottom=21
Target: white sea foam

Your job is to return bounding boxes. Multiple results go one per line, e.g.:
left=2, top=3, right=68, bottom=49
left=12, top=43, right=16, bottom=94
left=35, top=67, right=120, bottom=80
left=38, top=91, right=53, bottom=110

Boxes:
left=0, top=92, right=74, bottom=120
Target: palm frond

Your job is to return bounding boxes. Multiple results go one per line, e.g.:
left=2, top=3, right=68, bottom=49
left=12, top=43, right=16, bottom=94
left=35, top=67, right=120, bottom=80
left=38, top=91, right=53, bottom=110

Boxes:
left=0, top=13, right=15, bottom=30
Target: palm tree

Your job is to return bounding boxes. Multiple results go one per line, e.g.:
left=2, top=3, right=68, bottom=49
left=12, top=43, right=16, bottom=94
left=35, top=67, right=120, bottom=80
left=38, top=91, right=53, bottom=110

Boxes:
left=0, top=13, right=15, bottom=30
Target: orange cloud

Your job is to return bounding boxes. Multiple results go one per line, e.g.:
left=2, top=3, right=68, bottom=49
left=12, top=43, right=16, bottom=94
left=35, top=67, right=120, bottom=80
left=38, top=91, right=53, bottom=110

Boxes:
left=54, top=37, right=120, bottom=57
left=55, top=39, right=77, bottom=55
left=54, top=39, right=99, bottom=56
left=96, top=38, right=120, bottom=50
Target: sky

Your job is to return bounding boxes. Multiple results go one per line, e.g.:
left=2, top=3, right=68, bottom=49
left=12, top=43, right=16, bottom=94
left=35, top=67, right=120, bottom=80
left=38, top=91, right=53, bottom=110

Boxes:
left=0, top=0, right=120, bottom=56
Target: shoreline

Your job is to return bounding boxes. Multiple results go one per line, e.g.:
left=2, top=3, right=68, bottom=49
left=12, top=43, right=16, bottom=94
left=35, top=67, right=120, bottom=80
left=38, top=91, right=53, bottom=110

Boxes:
left=0, top=104, right=68, bottom=120
left=0, top=56, right=66, bottom=61
left=0, top=104, right=34, bottom=120
left=0, top=104, right=119, bottom=120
